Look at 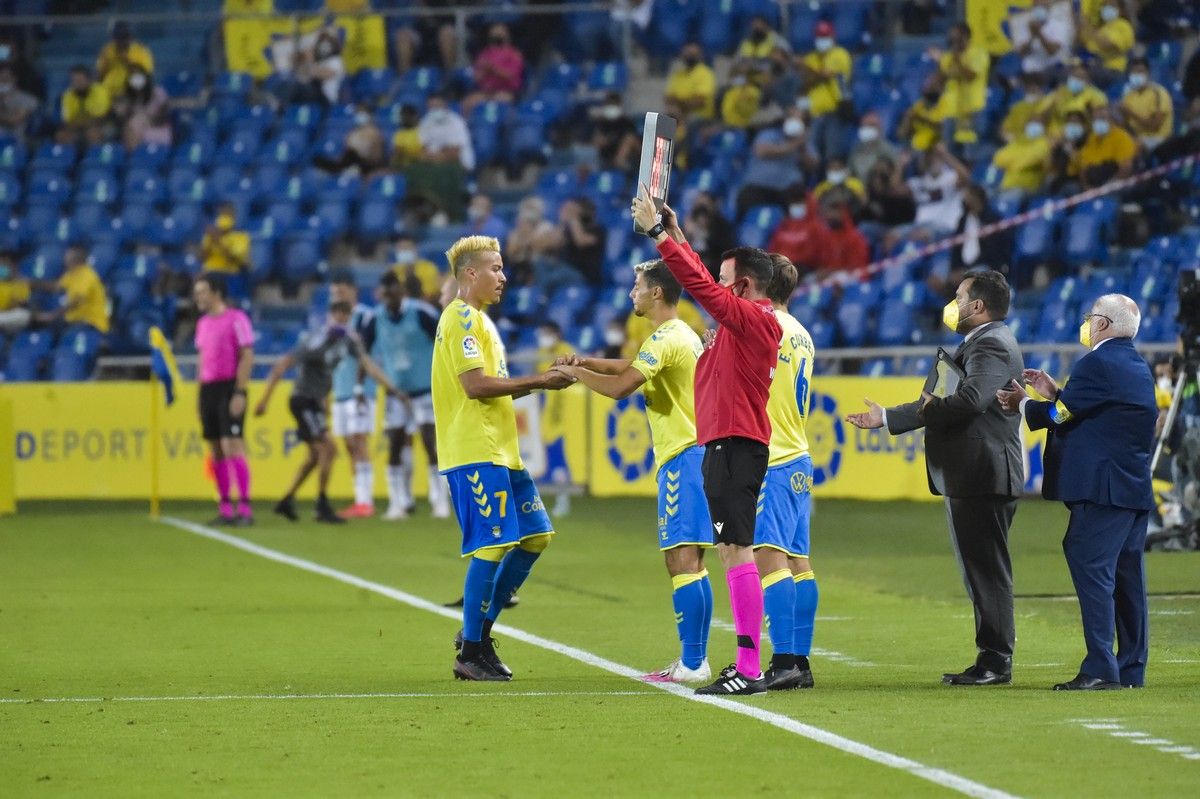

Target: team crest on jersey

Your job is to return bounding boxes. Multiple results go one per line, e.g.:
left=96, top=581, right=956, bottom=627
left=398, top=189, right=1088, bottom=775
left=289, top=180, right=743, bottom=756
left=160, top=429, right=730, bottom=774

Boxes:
left=492, top=526, right=502, bottom=538
left=463, top=335, right=481, bottom=359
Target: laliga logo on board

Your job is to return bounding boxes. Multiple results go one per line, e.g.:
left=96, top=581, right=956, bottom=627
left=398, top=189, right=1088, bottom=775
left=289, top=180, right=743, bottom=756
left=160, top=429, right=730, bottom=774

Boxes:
left=806, top=391, right=844, bottom=485
left=606, top=395, right=656, bottom=482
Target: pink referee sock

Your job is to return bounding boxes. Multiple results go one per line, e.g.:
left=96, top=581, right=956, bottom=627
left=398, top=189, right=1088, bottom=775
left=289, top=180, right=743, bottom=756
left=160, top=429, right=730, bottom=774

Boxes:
left=726, top=562, right=763, bottom=678
left=213, top=458, right=233, bottom=518
left=230, top=456, right=252, bottom=515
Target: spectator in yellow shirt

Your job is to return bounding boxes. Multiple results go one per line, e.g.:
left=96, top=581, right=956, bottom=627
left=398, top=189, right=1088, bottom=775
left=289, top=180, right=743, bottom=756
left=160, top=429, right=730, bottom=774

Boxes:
left=0, top=250, right=31, bottom=334
left=1000, top=74, right=1047, bottom=143
left=800, top=21, right=851, bottom=118
left=389, top=103, right=423, bottom=170
left=664, top=42, right=717, bottom=121
left=898, top=75, right=945, bottom=152
left=1040, top=60, right=1108, bottom=135
left=1079, top=3, right=1135, bottom=87
left=737, top=15, right=791, bottom=84
left=992, top=119, right=1052, bottom=194
left=200, top=204, right=251, bottom=274
left=812, top=156, right=867, bottom=214
left=932, top=23, right=990, bottom=146
left=391, top=235, right=442, bottom=302
left=1119, top=57, right=1174, bottom=151
left=623, top=298, right=708, bottom=359
left=719, top=61, right=762, bottom=129
left=40, top=247, right=110, bottom=335
left=58, top=65, right=112, bottom=146
left=1076, top=106, right=1138, bottom=188
left=96, top=22, right=155, bottom=101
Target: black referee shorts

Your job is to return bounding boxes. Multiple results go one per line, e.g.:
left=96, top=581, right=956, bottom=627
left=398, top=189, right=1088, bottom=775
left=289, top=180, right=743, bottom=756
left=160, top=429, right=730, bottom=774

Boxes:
left=198, top=379, right=245, bottom=441
left=702, top=436, right=769, bottom=547
left=289, top=396, right=328, bottom=443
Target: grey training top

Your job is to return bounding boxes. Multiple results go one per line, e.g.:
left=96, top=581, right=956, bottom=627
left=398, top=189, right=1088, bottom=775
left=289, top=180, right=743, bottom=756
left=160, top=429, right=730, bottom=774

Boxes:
left=290, top=325, right=364, bottom=400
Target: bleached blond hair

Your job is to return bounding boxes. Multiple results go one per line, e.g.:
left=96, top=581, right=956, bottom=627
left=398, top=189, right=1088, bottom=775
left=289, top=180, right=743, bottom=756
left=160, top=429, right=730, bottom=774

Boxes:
left=445, top=235, right=501, bottom=278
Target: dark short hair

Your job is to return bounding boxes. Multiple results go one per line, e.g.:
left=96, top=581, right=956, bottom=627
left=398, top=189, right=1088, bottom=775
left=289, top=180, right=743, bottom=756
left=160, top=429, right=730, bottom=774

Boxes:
left=329, top=268, right=356, bottom=287
left=721, top=246, right=775, bottom=293
left=538, top=320, right=563, bottom=335
left=196, top=271, right=228, bottom=300
left=766, top=253, right=798, bottom=305
left=1129, top=56, right=1149, bottom=70
left=379, top=270, right=400, bottom=288
left=69, top=64, right=90, bottom=76
left=963, top=270, right=1010, bottom=320
left=329, top=300, right=353, bottom=315
left=403, top=272, right=423, bottom=297
left=635, top=259, right=682, bottom=305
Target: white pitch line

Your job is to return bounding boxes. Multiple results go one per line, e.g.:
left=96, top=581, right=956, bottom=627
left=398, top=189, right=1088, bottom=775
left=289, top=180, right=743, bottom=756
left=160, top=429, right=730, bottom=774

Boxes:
left=159, top=516, right=1020, bottom=799
left=0, top=690, right=657, bottom=705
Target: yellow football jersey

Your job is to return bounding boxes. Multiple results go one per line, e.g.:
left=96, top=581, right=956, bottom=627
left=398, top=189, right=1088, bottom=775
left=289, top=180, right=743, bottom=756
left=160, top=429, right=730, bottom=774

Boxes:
left=629, top=318, right=703, bottom=471
left=431, top=298, right=522, bottom=472
left=767, top=310, right=816, bottom=466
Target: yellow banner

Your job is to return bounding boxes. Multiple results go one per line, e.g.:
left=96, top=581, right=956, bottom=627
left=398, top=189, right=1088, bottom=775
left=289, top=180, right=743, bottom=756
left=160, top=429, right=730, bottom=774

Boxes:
left=223, top=14, right=385, bottom=79
left=588, top=377, right=1048, bottom=501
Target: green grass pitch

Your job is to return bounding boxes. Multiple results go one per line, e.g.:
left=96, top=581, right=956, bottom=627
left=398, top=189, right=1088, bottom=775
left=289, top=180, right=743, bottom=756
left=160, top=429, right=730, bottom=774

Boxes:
left=2, top=497, right=1198, bottom=797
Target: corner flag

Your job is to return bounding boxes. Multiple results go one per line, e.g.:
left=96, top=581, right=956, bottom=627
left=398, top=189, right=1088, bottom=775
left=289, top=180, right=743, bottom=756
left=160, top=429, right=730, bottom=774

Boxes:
left=148, top=326, right=182, bottom=405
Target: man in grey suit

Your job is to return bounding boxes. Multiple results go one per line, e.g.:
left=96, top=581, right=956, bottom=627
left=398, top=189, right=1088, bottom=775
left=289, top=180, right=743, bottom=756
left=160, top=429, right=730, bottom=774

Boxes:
left=847, top=270, right=1025, bottom=685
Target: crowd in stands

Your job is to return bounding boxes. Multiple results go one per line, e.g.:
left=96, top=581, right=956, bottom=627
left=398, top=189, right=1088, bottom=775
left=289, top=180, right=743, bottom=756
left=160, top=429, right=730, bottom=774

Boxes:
left=0, top=0, right=1199, bottom=383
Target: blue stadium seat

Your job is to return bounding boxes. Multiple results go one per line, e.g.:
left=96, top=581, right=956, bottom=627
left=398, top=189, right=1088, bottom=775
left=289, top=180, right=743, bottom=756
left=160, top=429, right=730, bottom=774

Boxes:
left=833, top=1, right=871, bottom=48
left=161, top=69, right=203, bottom=99
left=1013, top=217, right=1056, bottom=269
left=228, top=104, right=274, bottom=141
left=1083, top=270, right=1127, bottom=299
left=261, top=136, right=307, bottom=167
left=252, top=162, right=291, bottom=196
left=311, top=200, right=350, bottom=240
left=247, top=238, right=276, bottom=285
left=6, top=330, right=54, bottom=381
left=1005, top=309, right=1038, bottom=341
left=119, top=202, right=163, bottom=243
left=808, top=318, right=835, bottom=350
left=70, top=203, right=113, bottom=239
left=21, top=201, right=60, bottom=243
left=587, top=62, right=628, bottom=93
left=30, top=143, right=76, bottom=172
left=27, top=172, right=72, bottom=205
left=700, top=0, right=740, bottom=53
left=859, top=358, right=895, bottom=377
left=278, top=231, right=324, bottom=286
left=0, top=172, right=20, bottom=207
left=212, top=71, right=254, bottom=98
left=351, top=68, right=397, bottom=104
left=80, top=142, right=124, bottom=170
left=836, top=300, right=871, bottom=347
left=1063, top=212, right=1107, bottom=267
left=264, top=199, right=303, bottom=233
left=1025, top=352, right=1062, bottom=380
left=500, top=285, right=543, bottom=323
left=21, top=244, right=65, bottom=281
left=171, top=138, right=215, bottom=170
left=318, top=172, right=359, bottom=204
left=127, top=142, right=171, bottom=172
left=282, top=103, right=325, bottom=134
left=216, top=136, right=259, bottom=167
left=539, top=62, right=582, bottom=92
left=649, top=0, right=696, bottom=56
left=737, top=205, right=784, bottom=249
left=0, top=140, right=27, bottom=171
left=124, top=173, right=167, bottom=206
left=398, top=66, right=443, bottom=98
left=88, top=239, right=122, bottom=279
left=355, top=199, right=399, bottom=242
left=876, top=298, right=918, bottom=346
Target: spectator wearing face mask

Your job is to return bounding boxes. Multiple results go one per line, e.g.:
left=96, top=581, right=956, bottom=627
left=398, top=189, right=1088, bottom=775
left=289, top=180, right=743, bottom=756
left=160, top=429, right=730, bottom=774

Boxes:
left=1048, top=110, right=1090, bottom=192
left=1076, top=106, right=1138, bottom=189
left=849, top=112, right=899, bottom=181
left=992, top=116, right=1052, bottom=195
left=735, top=110, right=814, bottom=219
left=389, top=104, right=423, bottom=170
left=665, top=42, right=717, bottom=121
left=96, top=21, right=154, bottom=101
left=906, top=145, right=969, bottom=236
left=720, top=61, right=762, bottom=129
left=463, top=24, right=524, bottom=115
left=1001, top=74, right=1048, bottom=143
left=602, top=320, right=627, bottom=358
left=812, top=200, right=869, bottom=277
left=0, top=64, right=37, bottom=142
left=1079, top=2, right=1135, bottom=87
left=813, top=157, right=866, bottom=213
left=200, top=204, right=252, bottom=277
left=930, top=22, right=989, bottom=148
left=684, top=192, right=735, bottom=273
left=1013, top=0, right=1072, bottom=77
left=466, top=194, right=508, bottom=242
left=555, top=198, right=605, bottom=287
left=315, top=105, right=386, bottom=177
left=1042, top=59, right=1108, bottom=135
left=590, top=92, right=640, bottom=172
left=737, top=15, right=791, bottom=84
left=0, top=35, right=44, bottom=100
left=859, top=155, right=917, bottom=243
left=390, top=235, right=442, bottom=302
left=899, top=74, right=945, bottom=152
left=763, top=47, right=802, bottom=112
left=800, top=21, right=851, bottom=120
left=409, top=95, right=474, bottom=222
left=767, top=193, right=824, bottom=274
left=506, top=197, right=560, bottom=284
left=117, top=65, right=171, bottom=150
left=1119, top=57, right=1174, bottom=151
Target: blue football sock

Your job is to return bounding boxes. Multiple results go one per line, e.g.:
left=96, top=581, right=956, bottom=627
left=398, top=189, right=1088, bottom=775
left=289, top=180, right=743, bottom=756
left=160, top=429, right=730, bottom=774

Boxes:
left=793, top=571, right=819, bottom=657
left=762, top=570, right=797, bottom=656
left=671, top=573, right=707, bottom=670
left=698, top=570, right=713, bottom=658
left=485, top=547, right=541, bottom=624
left=463, top=557, right=501, bottom=643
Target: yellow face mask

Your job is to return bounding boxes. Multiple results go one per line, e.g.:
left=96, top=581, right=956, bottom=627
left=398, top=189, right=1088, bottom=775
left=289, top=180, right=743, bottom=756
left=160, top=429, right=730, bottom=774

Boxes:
left=1079, top=319, right=1092, bottom=348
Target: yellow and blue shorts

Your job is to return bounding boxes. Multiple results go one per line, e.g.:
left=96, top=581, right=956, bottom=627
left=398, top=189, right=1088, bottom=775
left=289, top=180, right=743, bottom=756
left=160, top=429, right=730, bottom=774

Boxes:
left=753, top=454, right=813, bottom=557
left=656, top=445, right=715, bottom=551
left=446, top=463, right=553, bottom=557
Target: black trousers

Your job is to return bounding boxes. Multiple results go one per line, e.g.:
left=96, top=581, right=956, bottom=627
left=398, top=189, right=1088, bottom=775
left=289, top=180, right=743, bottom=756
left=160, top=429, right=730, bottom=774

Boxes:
left=944, top=495, right=1018, bottom=672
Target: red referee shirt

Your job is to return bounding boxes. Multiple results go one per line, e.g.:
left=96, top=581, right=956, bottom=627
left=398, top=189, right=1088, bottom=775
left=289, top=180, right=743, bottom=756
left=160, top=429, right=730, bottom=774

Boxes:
left=656, top=237, right=781, bottom=446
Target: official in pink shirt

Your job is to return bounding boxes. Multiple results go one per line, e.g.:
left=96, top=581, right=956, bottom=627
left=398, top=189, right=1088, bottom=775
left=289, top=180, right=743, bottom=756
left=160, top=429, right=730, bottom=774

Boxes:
left=193, top=273, right=255, bottom=525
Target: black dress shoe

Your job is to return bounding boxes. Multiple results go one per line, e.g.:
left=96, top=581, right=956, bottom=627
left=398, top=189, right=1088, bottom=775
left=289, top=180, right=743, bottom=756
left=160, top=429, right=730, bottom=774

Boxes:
left=1052, top=673, right=1123, bottom=691
left=942, top=665, right=1012, bottom=686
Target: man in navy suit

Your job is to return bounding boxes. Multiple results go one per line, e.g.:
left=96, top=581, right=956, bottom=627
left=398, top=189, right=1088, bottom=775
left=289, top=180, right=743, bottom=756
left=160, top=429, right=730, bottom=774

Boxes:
left=998, top=294, right=1157, bottom=690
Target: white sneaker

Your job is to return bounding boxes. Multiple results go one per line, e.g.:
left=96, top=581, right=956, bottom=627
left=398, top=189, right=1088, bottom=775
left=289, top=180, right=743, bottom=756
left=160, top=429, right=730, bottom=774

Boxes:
left=642, top=658, right=711, bottom=683
left=383, top=504, right=409, bottom=521
left=431, top=499, right=451, bottom=519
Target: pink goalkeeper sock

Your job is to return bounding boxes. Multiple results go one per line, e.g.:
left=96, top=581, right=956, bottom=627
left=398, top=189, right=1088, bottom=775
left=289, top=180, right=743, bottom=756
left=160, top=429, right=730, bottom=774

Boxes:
left=726, top=562, right=763, bottom=678
left=230, top=455, right=251, bottom=507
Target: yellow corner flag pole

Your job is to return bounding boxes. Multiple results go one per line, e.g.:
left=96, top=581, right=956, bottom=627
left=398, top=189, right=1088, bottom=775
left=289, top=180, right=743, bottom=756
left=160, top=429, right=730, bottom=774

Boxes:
left=149, top=372, right=161, bottom=519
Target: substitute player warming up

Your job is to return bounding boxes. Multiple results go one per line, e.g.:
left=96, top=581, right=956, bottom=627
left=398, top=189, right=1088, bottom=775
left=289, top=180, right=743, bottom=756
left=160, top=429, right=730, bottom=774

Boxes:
left=432, top=236, right=575, bottom=681
left=552, top=259, right=715, bottom=684
left=328, top=270, right=379, bottom=519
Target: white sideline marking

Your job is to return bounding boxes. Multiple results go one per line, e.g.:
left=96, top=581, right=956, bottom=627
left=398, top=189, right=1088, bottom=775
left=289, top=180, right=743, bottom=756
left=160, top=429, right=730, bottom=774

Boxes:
left=1071, top=720, right=1200, bottom=763
left=711, top=617, right=879, bottom=668
left=0, top=691, right=656, bottom=705
left=159, top=516, right=1020, bottom=799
